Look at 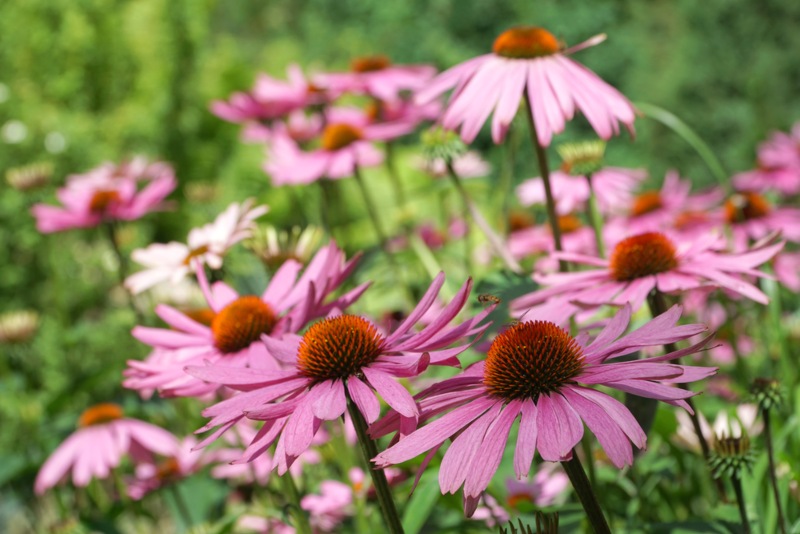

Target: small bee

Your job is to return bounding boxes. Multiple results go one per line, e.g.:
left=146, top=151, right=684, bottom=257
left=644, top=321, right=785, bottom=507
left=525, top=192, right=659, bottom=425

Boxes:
left=477, top=293, right=502, bottom=305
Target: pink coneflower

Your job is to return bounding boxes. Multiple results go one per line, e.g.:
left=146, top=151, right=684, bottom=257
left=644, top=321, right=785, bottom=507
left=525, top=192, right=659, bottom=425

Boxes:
left=417, top=27, right=635, bottom=146
left=372, top=304, right=716, bottom=516
left=506, top=464, right=570, bottom=509
left=125, top=199, right=269, bottom=294
left=317, top=55, right=436, bottom=101
left=302, top=480, right=354, bottom=532
left=511, top=231, right=783, bottom=324
left=35, top=404, right=178, bottom=495
left=420, top=150, right=491, bottom=179
left=208, top=420, right=321, bottom=484
left=127, top=437, right=204, bottom=500
left=775, top=251, right=800, bottom=292
left=508, top=214, right=595, bottom=262
left=264, top=109, right=410, bottom=185
left=617, top=170, right=723, bottom=231
left=31, top=160, right=176, bottom=233
left=732, top=167, right=800, bottom=196
left=757, top=122, right=800, bottom=169
left=732, top=121, right=800, bottom=194
left=243, top=110, right=324, bottom=144
left=211, top=64, right=331, bottom=124
left=723, top=191, right=800, bottom=251
left=517, top=167, right=646, bottom=216
left=366, top=98, right=441, bottom=134
left=126, top=242, right=368, bottom=397
left=185, top=273, right=495, bottom=473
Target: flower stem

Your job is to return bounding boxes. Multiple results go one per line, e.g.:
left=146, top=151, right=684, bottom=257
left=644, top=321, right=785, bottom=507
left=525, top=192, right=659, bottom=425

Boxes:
left=562, top=449, right=611, bottom=534
left=585, top=174, right=606, bottom=258
left=347, top=397, right=405, bottom=534
left=581, top=438, right=597, bottom=488
left=385, top=142, right=407, bottom=208
left=523, top=94, right=566, bottom=272
left=279, top=473, right=313, bottom=534
left=104, top=223, right=143, bottom=321
left=169, top=484, right=193, bottom=528
left=731, top=475, right=751, bottom=534
left=353, top=165, right=391, bottom=254
left=763, top=408, right=787, bottom=534
left=445, top=162, right=521, bottom=273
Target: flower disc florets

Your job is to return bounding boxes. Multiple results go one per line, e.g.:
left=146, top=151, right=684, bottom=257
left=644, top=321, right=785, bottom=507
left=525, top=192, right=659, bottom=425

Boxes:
left=78, top=403, right=124, bottom=427
left=89, top=190, right=121, bottom=214
left=211, top=296, right=276, bottom=354
left=351, top=55, right=391, bottom=73
left=484, top=321, right=585, bottom=401
left=297, top=315, right=385, bottom=381
left=321, top=123, right=364, bottom=151
left=630, top=191, right=663, bottom=216
left=493, top=27, right=561, bottom=59
left=725, top=192, right=771, bottom=223
left=609, top=232, right=678, bottom=281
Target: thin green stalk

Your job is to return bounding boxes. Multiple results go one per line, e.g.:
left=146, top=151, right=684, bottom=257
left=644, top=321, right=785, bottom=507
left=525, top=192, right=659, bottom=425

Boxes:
left=581, top=439, right=597, bottom=489
left=104, top=223, right=143, bottom=322
left=445, top=162, right=521, bottom=273
left=561, top=449, right=611, bottom=534
left=634, top=102, right=729, bottom=194
left=279, top=473, right=313, bottom=534
left=353, top=165, right=391, bottom=253
left=585, top=174, right=606, bottom=258
left=731, top=475, right=751, bottom=534
left=408, top=233, right=444, bottom=281
left=763, top=409, right=787, bottom=534
left=385, top=142, right=407, bottom=208
left=169, top=484, right=193, bottom=529
left=499, top=123, right=520, bottom=236
left=523, top=94, right=566, bottom=272
left=347, top=398, right=404, bottom=534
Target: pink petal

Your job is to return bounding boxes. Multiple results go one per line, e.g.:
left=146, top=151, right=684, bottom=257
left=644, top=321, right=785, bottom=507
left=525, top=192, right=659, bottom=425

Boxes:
left=464, top=401, right=522, bottom=498
left=347, top=376, right=380, bottom=424
left=513, top=400, right=538, bottom=479
left=374, top=396, right=499, bottom=467
left=536, top=393, right=584, bottom=461
left=439, top=403, right=503, bottom=494
left=363, top=367, right=418, bottom=418
left=311, top=379, right=347, bottom=420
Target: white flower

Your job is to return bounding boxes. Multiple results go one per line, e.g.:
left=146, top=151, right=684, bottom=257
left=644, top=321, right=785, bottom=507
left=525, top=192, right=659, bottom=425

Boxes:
left=125, top=199, right=268, bottom=294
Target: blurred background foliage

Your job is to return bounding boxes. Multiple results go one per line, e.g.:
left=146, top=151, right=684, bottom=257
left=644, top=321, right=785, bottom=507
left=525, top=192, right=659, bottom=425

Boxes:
left=2, top=0, right=800, bottom=531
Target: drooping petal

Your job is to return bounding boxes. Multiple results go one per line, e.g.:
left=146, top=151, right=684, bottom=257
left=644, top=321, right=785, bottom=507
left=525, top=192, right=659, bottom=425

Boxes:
left=347, top=376, right=381, bottom=424
left=536, top=393, right=584, bottom=461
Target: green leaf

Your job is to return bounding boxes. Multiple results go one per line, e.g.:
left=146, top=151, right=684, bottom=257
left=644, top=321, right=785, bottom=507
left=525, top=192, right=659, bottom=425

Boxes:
left=402, top=471, right=441, bottom=534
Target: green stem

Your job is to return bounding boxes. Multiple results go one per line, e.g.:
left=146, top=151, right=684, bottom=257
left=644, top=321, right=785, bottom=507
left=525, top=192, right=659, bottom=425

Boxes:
left=731, top=475, right=751, bottom=534
left=561, top=450, right=611, bottom=534
left=279, top=473, right=313, bottom=534
left=585, top=174, right=606, bottom=258
left=353, top=165, right=391, bottom=253
left=445, top=162, right=521, bottom=273
left=385, top=142, right=407, bottom=208
left=523, top=94, right=566, bottom=272
left=347, top=398, right=404, bottom=534
left=104, top=223, right=142, bottom=321
left=634, top=102, right=730, bottom=194
left=169, top=484, right=193, bottom=529
left=581, top=439, right=597, bottom=489
left=499, top=123, right=519, bottom=236
left=763, top=409, right=787, bottom=534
